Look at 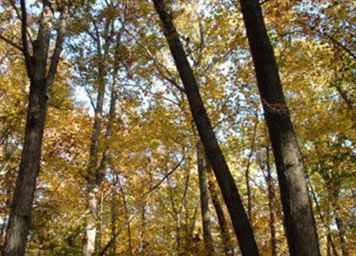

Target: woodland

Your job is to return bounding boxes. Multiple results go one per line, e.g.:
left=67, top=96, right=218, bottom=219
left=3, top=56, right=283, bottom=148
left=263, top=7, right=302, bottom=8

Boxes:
left=0, top=0, right=355, bottom=256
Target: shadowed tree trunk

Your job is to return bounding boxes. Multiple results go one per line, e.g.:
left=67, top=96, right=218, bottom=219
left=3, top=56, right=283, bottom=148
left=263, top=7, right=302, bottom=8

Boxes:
left=152, top=1, right=259, bottom=255
left=197, top=142, right=215, bottom=256
left=3, top=2, right=65, bottom=255
left=207, top=168, right=234, bottom=256
left=238, top=1, right=320, bottom=255
left=261, top=146, right=277, bottom=256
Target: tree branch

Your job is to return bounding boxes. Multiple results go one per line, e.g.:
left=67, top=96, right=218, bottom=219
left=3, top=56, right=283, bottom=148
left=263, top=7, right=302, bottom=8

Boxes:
left=0, top=34, right=23, bottom=52
left=20, top=0, right=31, bottom=72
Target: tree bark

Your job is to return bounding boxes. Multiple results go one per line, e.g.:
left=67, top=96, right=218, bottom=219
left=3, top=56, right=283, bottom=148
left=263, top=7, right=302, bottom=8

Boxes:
left=152, top=1, right=259, bottom=255
left=3, top=79, right=48, bottom=256
left=3, top=3, right=65, bottom=255
left=197, top=142, right=215, bottom=256
left=238, top=1, right=320, bottom=255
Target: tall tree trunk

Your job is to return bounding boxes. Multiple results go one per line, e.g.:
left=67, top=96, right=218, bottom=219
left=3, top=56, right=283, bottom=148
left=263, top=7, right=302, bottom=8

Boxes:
left=110, top=176, right=118, bottom=255
left=117, top=175, right=133, bottom=256
left=245, top=114, right=258, bottom=221
left=197, top=142, right=215, bottom=256
left=308, top=180, right=339, bottom=256
left=3, top=4, right=65, bottom=253
left=207, top=169, right=234, bottom=256
left=238, top=1, right=320, bottom=255
left=263, top=146, right=277, bottom=256
left=83, top=68, right=106, bottom=256
left=95, top=191, right=104, bottom=254
left=3, top=79, right=48, bottom=256
left=152, top=1, right=259, bottom=255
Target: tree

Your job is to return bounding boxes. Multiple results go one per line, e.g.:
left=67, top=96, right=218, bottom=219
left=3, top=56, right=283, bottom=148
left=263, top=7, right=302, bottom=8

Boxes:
left=196, top=142, right=215, bottom=256
left=1, top=2, right=67, bottom=255
left=238, top=0, right=320, bottom=255
left=151, top=1, right=259, bottom=255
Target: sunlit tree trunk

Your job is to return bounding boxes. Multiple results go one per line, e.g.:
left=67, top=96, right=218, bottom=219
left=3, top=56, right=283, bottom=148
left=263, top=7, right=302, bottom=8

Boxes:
left=152, top=1, right=259, bottom=255
left=197, top=142, right=215, bottom=256
left=83, top=64, right=106, bottom=256
left=238, top=1, right=320, bottom=255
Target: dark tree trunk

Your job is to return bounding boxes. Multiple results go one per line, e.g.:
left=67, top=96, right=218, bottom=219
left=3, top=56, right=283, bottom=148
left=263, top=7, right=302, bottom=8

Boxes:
left=197, top=143, right=215, bottom=256
left=152, top=1, right=259, bottom=255
left=3, top=3, right=65, bottom=254
left=3, top=80, right=48, bottom=256
left=238, top=1, right=320, bottom=255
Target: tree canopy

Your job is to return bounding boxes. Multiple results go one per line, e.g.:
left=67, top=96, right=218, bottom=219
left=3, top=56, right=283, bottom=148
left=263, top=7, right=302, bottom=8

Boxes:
left=0, top=0, right=354, bottom=255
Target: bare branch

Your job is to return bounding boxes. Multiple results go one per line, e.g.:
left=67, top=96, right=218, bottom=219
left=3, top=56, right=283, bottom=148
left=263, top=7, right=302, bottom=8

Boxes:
left=144, top=155, right=185, bottom=196
left=0, top=34, right=23, bottom=51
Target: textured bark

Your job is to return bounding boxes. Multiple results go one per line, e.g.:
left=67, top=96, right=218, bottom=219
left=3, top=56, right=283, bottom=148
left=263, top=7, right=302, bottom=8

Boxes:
left=3, top=79, right=48, bottom=256
left=239, top=1, right=320, bottom=255
left=152, top=1, right=259, bottom=255
left=207, top=170, right=234, bottom=256
left=3, top=3, right=65, bottom=255
left=197, top=142, right=215, bottom=256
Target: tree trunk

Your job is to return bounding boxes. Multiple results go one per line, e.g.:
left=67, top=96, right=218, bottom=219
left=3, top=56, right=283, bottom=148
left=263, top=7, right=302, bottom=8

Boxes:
left=238, top=1, right=320, bottom=255
left=3, top=3, right=65, bottom=254
left=264, top=146, right=277, bottom=256
left=245, top=114, right=258, bottom=222
left=117, top=175, right=133, bottom=256
left=207, top=169, right=234, bottom=256
left=3, top=79, right=48, bottom=256
left=83, top=71, right=106, bottom=256
left=152, top=1, right=259, bottom=255
left=111, top=176, right=118, bottom=255
left=83, top=190, right=98, bottom=256
left=197, top=142, right=215, bottom=256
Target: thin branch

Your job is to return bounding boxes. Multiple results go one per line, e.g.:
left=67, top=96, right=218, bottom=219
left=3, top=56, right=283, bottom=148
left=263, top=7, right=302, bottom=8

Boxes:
left=144, top=155, right=185, bottom=196
left=47, top=12, right=66, bottom=86
left=0, top=34, right=23, bottom=51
